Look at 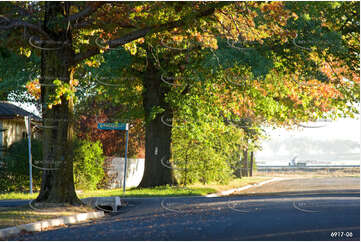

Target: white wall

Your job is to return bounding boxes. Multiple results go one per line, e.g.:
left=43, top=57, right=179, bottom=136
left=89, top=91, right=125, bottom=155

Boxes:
left=107, top=157, right=145, bottom=189
left=0, top=121, right=3, bottom=158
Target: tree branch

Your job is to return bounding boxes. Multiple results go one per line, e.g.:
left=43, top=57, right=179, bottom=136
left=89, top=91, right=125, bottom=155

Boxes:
left=73, top=2, right=229, bottom=65
left=0, top=18, right=50, bottom=39
left=68, top=2, right=106, bottom=25
left=73, top=27, right=151, bottom=64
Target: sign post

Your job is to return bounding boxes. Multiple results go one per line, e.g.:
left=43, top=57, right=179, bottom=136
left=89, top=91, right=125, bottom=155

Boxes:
left=123, top=124, right=129, bottom=194
left=24, top=116, right=33, bottom=194
left=97, top=122, right=129, bottom=193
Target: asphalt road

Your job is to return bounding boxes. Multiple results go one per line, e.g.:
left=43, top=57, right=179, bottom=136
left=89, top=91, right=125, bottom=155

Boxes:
left=9, top=177, right=361, bottom=241
left=0, top=200, right=29, bottom=208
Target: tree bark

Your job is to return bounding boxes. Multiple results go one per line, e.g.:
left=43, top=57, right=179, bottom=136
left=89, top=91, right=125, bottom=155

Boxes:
left=35, top=2, right=80, bottom=205
left=242, top=149, right=248, bottom=177
left=250, top=151, right=254, bottom=177
left=139, top=55, right=178, bottom=187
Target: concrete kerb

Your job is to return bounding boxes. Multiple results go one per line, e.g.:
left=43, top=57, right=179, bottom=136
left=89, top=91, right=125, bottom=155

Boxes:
left=0, top=211, right=104, bottom=240
left=205, top=177, right=288, bottom=198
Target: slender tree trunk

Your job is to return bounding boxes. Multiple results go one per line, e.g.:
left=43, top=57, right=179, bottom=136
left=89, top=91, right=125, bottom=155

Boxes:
left=233, top=147, right=242, bottom=178
left=242, top=149, right=248, bottom=177
left=35, top=2, right=80, bottom=204
left=250, top=151, right=254, bottom=177
left=139, top=56, right=177, bottom=187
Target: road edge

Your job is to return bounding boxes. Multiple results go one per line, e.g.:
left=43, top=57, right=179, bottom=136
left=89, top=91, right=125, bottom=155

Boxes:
left=205, top=177, right=287, bottom=197
left=0, top=211, right=104, bottom=240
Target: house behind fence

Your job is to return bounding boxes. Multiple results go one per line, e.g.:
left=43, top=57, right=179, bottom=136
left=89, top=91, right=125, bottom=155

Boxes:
left=0, top=101, right=40, bottom=159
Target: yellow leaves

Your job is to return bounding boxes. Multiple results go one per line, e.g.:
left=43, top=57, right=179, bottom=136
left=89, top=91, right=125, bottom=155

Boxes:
left=135, top=84, right=143, bottom=92
left=124, top=41, right=137, bottom=55
left=79, top=39, right=90, bottom=45
left=134, top=6, right=143, bottom=13
left=18, top=47, right=31, bottom=57
left=26, top=77, right=79, bottom=109
left=85, top=59, right=100, bottom=67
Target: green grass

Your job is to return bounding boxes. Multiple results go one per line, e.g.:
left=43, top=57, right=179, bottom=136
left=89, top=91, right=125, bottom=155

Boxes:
left=0, top=177, right=272, bottom=201
left=78, top=186, right=216, bottom=198
left=0, top=187, right=214, bottom=201
left=0, top=192, right=38, bottom=201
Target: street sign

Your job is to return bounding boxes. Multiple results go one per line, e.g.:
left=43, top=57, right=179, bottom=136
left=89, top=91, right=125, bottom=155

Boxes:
left=97, top=122, right=129, bottom=194
left=97, top=123, right=128, bottom=130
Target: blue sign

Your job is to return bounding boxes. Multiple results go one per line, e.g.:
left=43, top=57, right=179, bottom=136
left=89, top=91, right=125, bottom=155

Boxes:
left=97, top=123, right=128, bottom=130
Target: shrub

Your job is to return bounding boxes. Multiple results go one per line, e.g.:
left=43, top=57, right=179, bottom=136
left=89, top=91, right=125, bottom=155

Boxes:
left=0, top=138, right=42, bottom=193
left=0, top=138, right=106, bottom=193
left=73, top=139, right=105, bottom=190
left=171, top=112, right=243, bottom=185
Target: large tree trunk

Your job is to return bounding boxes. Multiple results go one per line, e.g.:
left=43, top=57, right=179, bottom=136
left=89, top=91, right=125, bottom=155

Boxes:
left=139, top=56, right=178, bottom=187
left=35, top=2, right=80, bottom=205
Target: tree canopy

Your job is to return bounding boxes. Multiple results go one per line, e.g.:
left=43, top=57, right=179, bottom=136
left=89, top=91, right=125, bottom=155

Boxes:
left=0, top=1, right=359, bottom=202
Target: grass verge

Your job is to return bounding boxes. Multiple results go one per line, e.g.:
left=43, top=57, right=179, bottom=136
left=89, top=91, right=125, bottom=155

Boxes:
left=0, top=177, right=271, bottom=201
left=0, top=177, right=271, bottom=229
left=188, top=177, right=272, bottom=193
left=0, top=205, right=95, bottom=229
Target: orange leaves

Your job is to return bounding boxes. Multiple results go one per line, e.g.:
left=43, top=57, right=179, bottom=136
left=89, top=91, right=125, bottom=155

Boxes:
left=134, top=6, right=143, bottom=13
left=26, top=79, right=41, bottom=100
left=284, top=75, right=343, bottom=112
left=85, top=59, right=100, bottom=67
left=253, top=80, right=267, bottom=96
left=70, top=78, right=79, bottom=87
left=193, top=32, right=218, bottom=49
left=172, top=35, right=184, bottom=42
left=215, top=1, right=295, bottom=46
left=136, top=37, right=145, bottom=44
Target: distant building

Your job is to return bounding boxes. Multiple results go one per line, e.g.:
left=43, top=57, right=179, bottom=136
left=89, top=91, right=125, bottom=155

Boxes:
left=0, top=101, right=40, bottom=158
left=288, top=155, right=307, bottom=167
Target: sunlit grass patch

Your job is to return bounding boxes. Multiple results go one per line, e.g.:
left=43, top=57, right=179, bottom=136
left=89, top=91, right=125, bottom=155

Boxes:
left=78, top=186, right=216, bottom=198
left=0, top=177, right=273, bottom=201
left=188, top=177, right=272, bottom=193
left=0, top=192, right=38, bottom=201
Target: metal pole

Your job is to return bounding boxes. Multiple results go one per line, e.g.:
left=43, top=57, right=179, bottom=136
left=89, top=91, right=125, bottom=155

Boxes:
left=123, top=124, right=129, bottom=194
left=25, top=116, right=33, bottom=194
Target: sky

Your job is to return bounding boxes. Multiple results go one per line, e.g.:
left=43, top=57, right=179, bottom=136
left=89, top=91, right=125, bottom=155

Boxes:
left=256, top=117, right=360, bottom=166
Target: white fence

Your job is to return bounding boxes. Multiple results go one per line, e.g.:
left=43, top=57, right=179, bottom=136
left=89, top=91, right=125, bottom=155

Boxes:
left=106, top=157, right=145, bottom=189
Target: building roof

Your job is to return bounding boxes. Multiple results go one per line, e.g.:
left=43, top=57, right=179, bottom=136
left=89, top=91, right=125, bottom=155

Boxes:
left=0, top=101, right=41, bottom=120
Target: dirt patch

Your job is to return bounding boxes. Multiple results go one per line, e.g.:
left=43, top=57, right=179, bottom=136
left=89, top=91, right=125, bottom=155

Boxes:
left=0, top=204, right=96, bottom=229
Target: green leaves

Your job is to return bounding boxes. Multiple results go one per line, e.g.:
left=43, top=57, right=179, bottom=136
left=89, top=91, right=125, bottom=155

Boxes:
left=73, top=139, right=105, bottom=190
